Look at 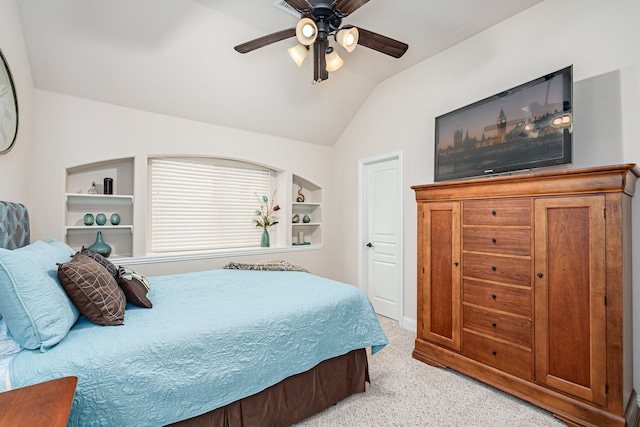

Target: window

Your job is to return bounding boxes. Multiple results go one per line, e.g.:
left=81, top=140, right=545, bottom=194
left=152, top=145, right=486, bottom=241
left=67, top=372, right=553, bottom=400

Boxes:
left=149, top=157, right=273, bottom=253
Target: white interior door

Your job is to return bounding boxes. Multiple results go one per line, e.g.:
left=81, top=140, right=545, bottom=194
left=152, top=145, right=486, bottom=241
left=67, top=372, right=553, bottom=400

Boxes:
left=362, top=157, right=402, bottom=320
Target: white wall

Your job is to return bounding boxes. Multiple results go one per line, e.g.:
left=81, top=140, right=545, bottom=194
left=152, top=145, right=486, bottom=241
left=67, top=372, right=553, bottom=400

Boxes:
left=0, top=0, right=35, bottom=205
left=29, top=90, right=336, bottom=276
left=330, top=0, right=640, bottom=395
left=622, top=63, right=640, bottom=408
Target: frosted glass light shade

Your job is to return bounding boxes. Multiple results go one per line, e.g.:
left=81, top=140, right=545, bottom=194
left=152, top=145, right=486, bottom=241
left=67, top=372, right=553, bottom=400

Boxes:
left=325, top=49, right=344, bottom=72
left=336, top=27, right=359, bottom=53
left=288, top=44, right=309, bottom=67
left=296, top=18, right=317, bottom=46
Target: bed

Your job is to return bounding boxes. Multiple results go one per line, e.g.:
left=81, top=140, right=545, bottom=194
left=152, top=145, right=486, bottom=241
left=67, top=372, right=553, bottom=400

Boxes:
left=0, top=201, right=388, bottom=426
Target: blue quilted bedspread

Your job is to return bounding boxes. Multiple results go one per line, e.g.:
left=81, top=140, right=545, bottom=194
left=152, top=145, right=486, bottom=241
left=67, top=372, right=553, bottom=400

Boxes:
left=9, top=270, right=388, bottom=426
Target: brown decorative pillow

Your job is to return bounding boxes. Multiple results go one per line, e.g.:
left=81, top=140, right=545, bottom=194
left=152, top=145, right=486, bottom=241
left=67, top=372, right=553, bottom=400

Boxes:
left=57, top=254, right=126, bottom=326
left=117, top=267, right=152, bottom=309
left=79, top=246, right=118, bottom=279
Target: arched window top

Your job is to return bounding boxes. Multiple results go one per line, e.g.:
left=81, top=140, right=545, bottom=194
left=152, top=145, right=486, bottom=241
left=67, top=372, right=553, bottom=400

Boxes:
left=149, top=157, right=275, bottom=253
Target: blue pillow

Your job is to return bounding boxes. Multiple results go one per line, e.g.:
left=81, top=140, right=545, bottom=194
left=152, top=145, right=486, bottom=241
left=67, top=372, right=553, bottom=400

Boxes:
left=0, top=317, right=21, bottom=357
left=47, top=238, right=76, bottom=260
left=0, top=240, right=79, bottom=351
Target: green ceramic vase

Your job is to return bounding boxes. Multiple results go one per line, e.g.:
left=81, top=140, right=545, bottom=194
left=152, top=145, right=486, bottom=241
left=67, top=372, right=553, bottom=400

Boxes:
left=110, top=213, right=121, bottom=225
left=95, top=213, right=107, bottom=226
left=89, top=231, right=112, bottom=258
left=83, top=213, right=94, bottom=226
left=261, top=228, right=270, bottom=247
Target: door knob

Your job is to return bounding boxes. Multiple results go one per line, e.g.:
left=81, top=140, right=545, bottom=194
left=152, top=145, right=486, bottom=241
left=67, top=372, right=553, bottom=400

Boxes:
left=366, top=242, right=373, bottom=248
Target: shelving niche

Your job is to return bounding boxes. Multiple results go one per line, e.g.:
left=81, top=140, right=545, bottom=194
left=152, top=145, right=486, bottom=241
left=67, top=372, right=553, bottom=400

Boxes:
left=291, top=175, right=322, bottom=246
left=65, top=158, right=134, bottom=258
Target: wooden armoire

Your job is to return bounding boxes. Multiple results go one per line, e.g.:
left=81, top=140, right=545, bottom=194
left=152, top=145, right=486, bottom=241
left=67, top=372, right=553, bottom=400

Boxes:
left=412, top=164, right=639, bottom=427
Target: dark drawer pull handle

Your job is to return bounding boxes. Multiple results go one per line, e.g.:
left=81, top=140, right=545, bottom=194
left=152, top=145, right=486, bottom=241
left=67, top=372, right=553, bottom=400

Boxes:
left=491, top=210, right=497, bottom=216
left=492, top=238, right=497, bottom=244
left=491, top=294, right=497, bottom=300
left=492, top=351, right=497, bottom=356
left=454, top=262, right=459, bottom=267
left=537, top=273, right=543, bottom=278
left=491, top=266, right=497, bottom=271
left=492, top=322, right=497, bottom=328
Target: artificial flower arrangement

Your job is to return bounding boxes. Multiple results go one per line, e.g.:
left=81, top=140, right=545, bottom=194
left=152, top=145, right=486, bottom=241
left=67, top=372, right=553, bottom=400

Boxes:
left=253, top=192, right=280, bottom=246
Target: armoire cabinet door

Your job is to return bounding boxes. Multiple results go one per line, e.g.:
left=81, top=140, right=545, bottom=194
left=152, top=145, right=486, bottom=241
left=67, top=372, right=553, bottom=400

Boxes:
left=534, top=196, right=607, bottom=406
left=418, top=202, right=461, bottom=351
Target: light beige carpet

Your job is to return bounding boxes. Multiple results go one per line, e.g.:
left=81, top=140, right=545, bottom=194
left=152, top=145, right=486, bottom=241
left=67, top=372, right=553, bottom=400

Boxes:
left=295, top=315, right=565, bottom=427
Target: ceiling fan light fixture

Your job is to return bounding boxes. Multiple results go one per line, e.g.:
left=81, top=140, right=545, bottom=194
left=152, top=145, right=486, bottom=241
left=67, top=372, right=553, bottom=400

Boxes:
left=234, top=1, right=409, bottom=83
left=287, top=43, right=309, bottom=67
left=296, top=18, right=318, bottom=46
left=336, top=26, right=359, bottom=53
left=325, top=47, right=344, bottom=72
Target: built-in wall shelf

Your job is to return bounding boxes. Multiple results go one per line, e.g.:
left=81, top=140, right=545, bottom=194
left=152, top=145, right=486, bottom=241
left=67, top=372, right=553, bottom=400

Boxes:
left=65, top=225, right=133, bottom=235
left=65, top=193, right=133, bottom=205
left=292, top=202, right=321, bottom=207
left=291, top=176, right=322, bottom=246
left=65, top=158, right=134, bottom=258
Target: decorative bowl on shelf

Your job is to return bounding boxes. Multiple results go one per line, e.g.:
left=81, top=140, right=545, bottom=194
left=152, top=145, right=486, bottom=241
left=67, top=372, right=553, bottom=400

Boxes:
left=83, top=213, right=94, bottom=226
left=95, top=213, right=107, bottom=226
left=110, top=213, right=121, bottom=225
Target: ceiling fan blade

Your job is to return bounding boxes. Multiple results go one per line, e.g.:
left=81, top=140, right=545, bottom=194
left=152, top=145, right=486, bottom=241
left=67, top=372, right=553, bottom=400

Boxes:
left=234, top=28, right=296, bottom=54
left=356, top=27, right=408, bottom=58
left=335, top=0, right=370, bottom=16
left=313, top=39, right=329, bottom=82
left=283, top=0, right=313, bottom=12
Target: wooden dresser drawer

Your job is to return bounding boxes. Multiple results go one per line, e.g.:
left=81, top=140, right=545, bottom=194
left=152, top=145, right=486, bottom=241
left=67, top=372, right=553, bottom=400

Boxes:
left=463, top=253, right=531, bottom=287
left=463, top=199, right=531, bottom=226
left=463, top=279, right=531, bottom=317
left=463, top=227, right=530, bottom=256
left=463, top=331, right=532, bottom=380
left=463, top=304, right=531, bottom=347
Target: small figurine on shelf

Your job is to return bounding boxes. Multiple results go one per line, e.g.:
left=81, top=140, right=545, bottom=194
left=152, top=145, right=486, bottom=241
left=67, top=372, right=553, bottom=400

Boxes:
left=296, top=183, right=305, bottom=203
left=88, top=181, right=98, bottom=194
left=302, top=214, right=311, bottom=223
left=292, top=213, right=300, bottom=223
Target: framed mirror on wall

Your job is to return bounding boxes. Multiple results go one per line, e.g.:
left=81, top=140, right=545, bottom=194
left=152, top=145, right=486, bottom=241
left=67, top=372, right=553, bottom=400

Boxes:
left=0, top=48, right=19, bottom=155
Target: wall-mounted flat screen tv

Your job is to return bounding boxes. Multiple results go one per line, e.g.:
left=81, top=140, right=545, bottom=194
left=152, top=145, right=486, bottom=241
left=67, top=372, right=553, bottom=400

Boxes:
left=434, top=66, right=573, bottom=182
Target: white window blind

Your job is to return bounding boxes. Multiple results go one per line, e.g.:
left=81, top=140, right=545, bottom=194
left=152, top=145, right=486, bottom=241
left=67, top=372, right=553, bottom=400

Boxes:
left=149, top=157, right=272, bottom=253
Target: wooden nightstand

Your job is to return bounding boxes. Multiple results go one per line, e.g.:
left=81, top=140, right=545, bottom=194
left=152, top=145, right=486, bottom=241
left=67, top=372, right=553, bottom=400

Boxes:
left=0, top=376, right=77, bottom=426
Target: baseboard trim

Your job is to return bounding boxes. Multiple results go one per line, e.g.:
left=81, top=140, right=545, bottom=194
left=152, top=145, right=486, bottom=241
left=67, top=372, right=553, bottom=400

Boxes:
left=402, top=317, right=417, bottom=333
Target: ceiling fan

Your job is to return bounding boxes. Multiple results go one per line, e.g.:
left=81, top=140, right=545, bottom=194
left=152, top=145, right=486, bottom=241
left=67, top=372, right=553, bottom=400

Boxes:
left=234, top=0, right=409, bottom=84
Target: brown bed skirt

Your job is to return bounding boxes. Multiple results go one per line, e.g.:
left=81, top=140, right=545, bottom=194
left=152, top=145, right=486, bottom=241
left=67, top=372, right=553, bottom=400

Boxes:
left=168, top=348, right=369, bottom=427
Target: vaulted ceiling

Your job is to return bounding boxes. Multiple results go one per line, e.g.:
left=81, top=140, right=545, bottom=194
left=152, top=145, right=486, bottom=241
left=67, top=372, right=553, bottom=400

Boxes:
left=16, top=0, right=543, bottom=146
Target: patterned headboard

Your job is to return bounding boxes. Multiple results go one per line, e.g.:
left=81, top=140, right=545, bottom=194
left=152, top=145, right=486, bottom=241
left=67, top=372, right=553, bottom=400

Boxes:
left=0, top=201, right=30, bottom=249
